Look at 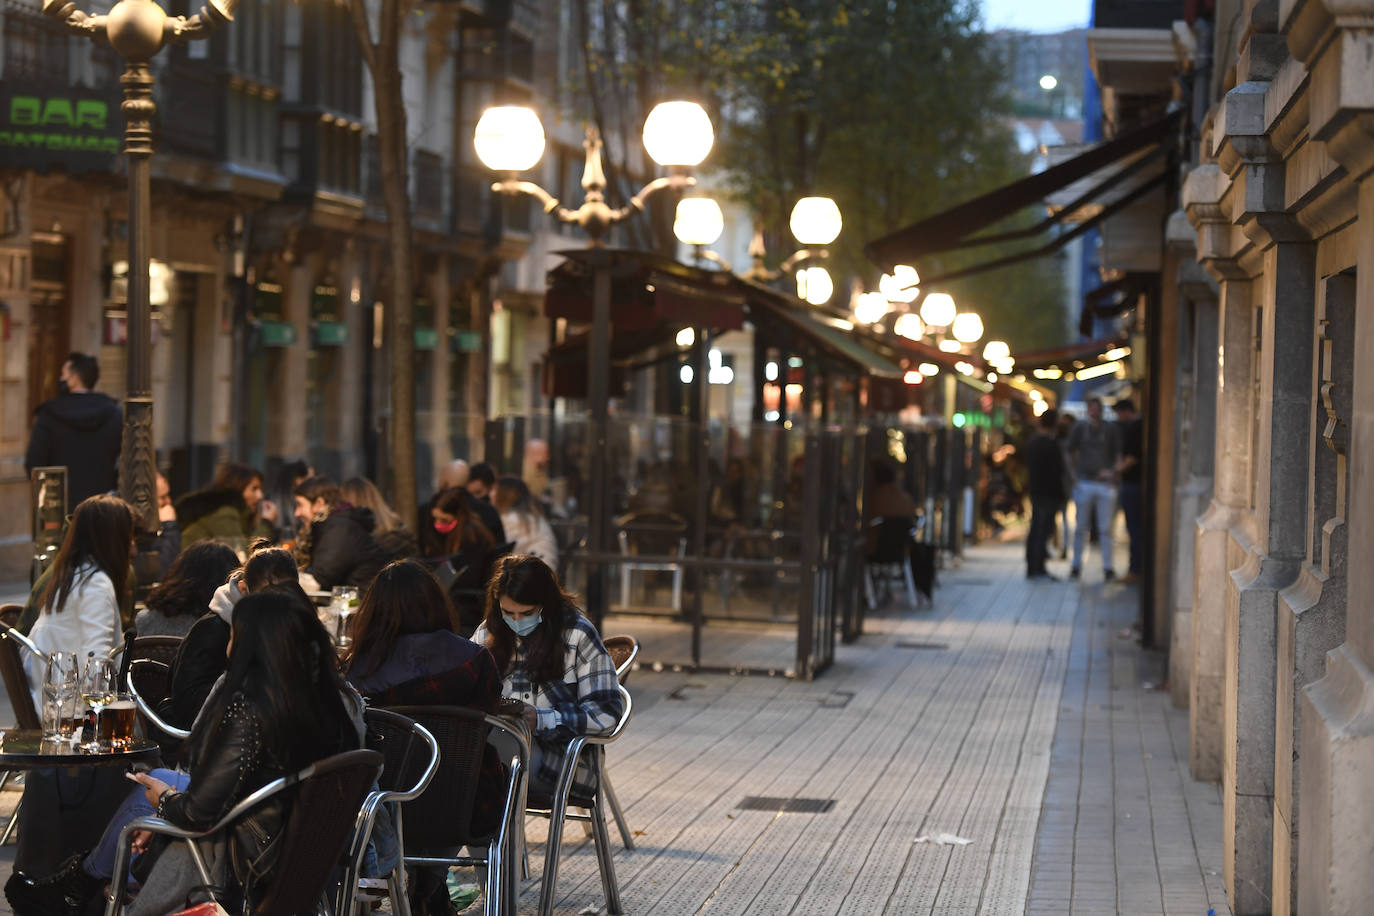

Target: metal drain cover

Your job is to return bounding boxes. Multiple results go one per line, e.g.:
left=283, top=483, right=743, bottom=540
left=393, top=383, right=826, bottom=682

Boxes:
left=736, top=796, right=836, bottom=814
left=896, top=640, right=949, bottom=650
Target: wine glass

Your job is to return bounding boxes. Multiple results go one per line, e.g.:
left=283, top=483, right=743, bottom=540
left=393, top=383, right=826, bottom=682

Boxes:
left=79, top=655, right=116, bottom=751
left=42, top=652, right=80, bottom=742
left=331, top=586, right=360, bottom=648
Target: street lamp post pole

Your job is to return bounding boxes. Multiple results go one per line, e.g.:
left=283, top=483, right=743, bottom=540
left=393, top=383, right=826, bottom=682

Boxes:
left=43, top=0, right=236, bottom=582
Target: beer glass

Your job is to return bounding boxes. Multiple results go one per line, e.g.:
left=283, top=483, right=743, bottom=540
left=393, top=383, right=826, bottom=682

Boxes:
left=42, top=652, right=80, bottom=741
left=98, top=693, right=138, bottom=748
left=330, top=585, right=359, bottom=648
left=79, top=655, right=116, bottom=750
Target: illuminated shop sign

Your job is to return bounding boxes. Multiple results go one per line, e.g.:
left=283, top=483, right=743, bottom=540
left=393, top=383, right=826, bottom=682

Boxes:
left=0, top=86, right=121, bottom=173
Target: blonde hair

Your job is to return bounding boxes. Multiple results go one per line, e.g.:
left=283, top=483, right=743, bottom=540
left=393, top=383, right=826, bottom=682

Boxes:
left=339, top=477, right=403, bottom=534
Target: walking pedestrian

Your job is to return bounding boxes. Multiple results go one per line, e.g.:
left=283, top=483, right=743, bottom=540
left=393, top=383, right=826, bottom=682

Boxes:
left=1023, top=409, right=1068, bottom=580
left=1066, top=397, right=1121, bottom=580
left=1114, top=399, right=1145, bottom=582
left=23, top=353, right=122, bottom=514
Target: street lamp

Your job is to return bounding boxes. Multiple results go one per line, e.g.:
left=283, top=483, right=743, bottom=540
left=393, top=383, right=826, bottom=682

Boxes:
left=43, top=0, right=239, bottom=583
left=950, top=312, right=984, bottom=345
left=743, top=197, right=842, bottom=303
left=477, top=99, right=713, bottom=621
left=920, top=292, right=957, bottom=329
left=673, top=197, right=730, bottom=270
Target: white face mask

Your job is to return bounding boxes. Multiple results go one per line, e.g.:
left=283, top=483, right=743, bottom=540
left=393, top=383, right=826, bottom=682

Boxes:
left=502, top=611, right=542, bottom=637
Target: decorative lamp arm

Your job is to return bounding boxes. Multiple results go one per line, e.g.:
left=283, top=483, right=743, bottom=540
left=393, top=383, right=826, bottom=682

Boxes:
left=40, top=0, right=107, bottom=37
left=779, top=247, right=828, bottom=274
left=697, top=247, right=733, bottom=272
left=627, top=173, right=695, bottom=213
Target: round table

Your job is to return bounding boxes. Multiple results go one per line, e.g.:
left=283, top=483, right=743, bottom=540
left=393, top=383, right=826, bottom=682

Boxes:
left=0, top=731, right=161, bottom=770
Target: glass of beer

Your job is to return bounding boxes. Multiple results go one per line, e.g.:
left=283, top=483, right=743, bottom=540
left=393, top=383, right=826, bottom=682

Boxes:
left=98, top=693, right=138, bottom=749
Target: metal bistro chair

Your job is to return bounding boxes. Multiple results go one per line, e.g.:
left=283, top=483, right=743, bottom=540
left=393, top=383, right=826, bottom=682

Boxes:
left=0, top=615, right=44, bottom=846
left=105, top=749, right=383, bottom=916
left=338, top=707, right=441, bottom=916
left=529, top=683, right=633, bottom=916
left=126, top=659, right=187, bottom=755
left=595, top=636, right=638, bottom=849
left=109, top=635, right=184, bottom=667
left=615, top=514, right=687, bottom=612
left=864, top=516, right=922, bottom=610
left=383, top=705, right=530, bottom=916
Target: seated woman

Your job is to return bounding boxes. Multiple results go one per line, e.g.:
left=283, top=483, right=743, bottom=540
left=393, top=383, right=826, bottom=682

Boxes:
left=492, top=476, right=558, bottom=569
left=340, top=477, right=419, bottom=563
left=135, top=542, right=240, bottom=638
left=471, top=556, right=624, bottom=802
left=344, top=559, right=504, bottom=915
left=12, top=590, right=360, bottom=916
left=161, top=545, right=298, bottom=730
left=426, top=487, right=500, bottom=635
left=175, top=461, right=278, bottom=546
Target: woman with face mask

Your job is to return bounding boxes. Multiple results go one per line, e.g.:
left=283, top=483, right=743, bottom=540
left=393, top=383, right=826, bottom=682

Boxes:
left=427, top=487, right=502, bottom=635
left=471, top=555, right=623, bottom=802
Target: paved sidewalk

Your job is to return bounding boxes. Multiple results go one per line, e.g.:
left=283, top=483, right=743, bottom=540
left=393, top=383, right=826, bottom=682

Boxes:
left=0, top=543, right=1229, bottom=915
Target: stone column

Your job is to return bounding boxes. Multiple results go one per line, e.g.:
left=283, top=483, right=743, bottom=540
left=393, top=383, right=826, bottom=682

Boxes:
left=429, top=255, right=452, bottom=489
left=1286, top=1, right=1374, bottom=911
left=272, top=257, right=311, bottom=466
left=1184, top=160, right=1249, bottom=782
left=336, top=245, right=366, bottom=481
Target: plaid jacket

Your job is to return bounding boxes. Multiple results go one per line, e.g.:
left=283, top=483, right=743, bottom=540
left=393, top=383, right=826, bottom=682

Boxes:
left=472, top=612, right=623, bottom=798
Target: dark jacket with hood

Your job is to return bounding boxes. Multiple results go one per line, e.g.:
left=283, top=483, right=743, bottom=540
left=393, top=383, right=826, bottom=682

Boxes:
left=303, top=506, right=388, bottom=590
left=175, top=488, right=274, bottom=546
left=24, top=391, right=122, bottom=512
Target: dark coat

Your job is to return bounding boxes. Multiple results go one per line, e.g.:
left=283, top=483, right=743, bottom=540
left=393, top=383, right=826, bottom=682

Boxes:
left=375, top=526, right=420, bottom=563
left=24, top=391, right=122, bottom=512
left=419, top=491, right=506, bottom=557
left=163, top=611, right=229, bottom=730
left=305, top=506, right=388, bottom=590
left=1025, top=432, right=1069, bottom=501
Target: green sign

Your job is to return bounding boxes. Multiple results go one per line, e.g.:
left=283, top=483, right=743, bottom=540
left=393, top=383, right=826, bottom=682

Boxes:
left=952, top=411, right=994, bottom=429
left=451, top=330, right=482, bottom=353
left=414, top=327, right=440, bottom=350
left=0, top=85, right=121, bottom=173
left=259, top=320, right=297, bottom=348
left=312, top=321, right=348, bottom=346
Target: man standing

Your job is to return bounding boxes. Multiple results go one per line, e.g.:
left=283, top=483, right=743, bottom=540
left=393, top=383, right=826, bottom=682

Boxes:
left=1024, top=409, right=1068, bottom=580
left=24, top=353, right=122, bottom=513
left=1114, top=398, right=1145, bottom=582
left=1066, top=396, right=1121, bottom=580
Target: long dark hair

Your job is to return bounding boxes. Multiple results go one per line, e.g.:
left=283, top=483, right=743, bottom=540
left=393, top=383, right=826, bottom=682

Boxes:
left=431, top=487, right=494, bottom=555
left=243, top=544, right=298, bottom=592
left=187, top=591, right=357, bottom=771
left=42, top=494, right=135, bottom=615
left=344, top=559, right=459, bottom=678
left=209, top=462, right=263, bottom=495
left=145, top=542, right=239, bottom=619
left=481, top=555, right=577, bottom=685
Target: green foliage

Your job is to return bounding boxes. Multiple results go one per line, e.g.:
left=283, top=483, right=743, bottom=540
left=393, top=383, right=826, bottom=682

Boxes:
left=574, top=0, right=1071, bottom=351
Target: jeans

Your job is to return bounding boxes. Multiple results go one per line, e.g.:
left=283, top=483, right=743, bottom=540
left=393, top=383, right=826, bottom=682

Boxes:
left=1072, top=480, right=1116, bottom=573
left=1119, top=480, right=1144, bottom=574
left=84, top=769, right=191, bottom=879
left=1026, top=496, right=1058, bottom=576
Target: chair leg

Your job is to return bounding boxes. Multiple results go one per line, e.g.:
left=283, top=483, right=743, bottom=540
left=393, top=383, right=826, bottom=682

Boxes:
left=536, top=801, right=570, bottom=916
left=671, top=566, right=683, bottom=612
left=863, top=566, right=877, bottom=611
left=600, top=769, right=634, bottom=849
left=620, top=566, right=631, bottom=609
left=485, top=837, right=502, bottom=916
left=589, top=799, right=622, bottom=916
left=0, top=782, right=20, bottom=846
left=902, top=561, right=919, bottom=609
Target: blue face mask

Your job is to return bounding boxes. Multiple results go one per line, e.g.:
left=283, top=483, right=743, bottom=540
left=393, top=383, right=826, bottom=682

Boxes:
left=503, top=612, right=542, bottom=637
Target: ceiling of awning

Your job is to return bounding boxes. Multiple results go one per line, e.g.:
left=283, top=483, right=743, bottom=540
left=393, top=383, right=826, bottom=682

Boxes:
left=748, top=295, right=904, bottom=379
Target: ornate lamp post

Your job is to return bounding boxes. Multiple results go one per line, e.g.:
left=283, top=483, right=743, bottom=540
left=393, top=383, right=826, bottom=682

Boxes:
left=744, top=196, right=842, bottom=305
left=474, top=100, right=714, bottom=619
left=42, top=0, right=238, bottom=582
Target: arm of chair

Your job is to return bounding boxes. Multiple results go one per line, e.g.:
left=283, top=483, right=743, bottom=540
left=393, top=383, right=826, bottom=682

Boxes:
left=1, top=625, right=46, bottom=664
left=548, top=685, right=632, bottom=795
left=126, top=668, right=191, bottom=740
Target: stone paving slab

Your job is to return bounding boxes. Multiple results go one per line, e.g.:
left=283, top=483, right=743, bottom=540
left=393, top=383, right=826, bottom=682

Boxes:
left=0, top=544, right=1231, bottom=915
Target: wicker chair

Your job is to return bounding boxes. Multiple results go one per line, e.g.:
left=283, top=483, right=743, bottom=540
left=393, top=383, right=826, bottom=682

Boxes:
left=104, top=749, right=383, bottom=916
left=378, top=706, right=528, bottom=916
left=0, top=610, right=43, bottom=846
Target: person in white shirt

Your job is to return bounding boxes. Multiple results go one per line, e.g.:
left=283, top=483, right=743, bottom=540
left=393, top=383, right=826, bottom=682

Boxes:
left=26, top=494, right=135, bottom=708
left=493, top=476, right=559, bottom=568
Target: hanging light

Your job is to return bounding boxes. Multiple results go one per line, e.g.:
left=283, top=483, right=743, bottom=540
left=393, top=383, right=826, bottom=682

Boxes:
left=918, top=362, right=940, bottom=376
left=879, top=264, right=920, bottom=303
left=938, top=339, right=962, bottom=353
left=982, top=340, right=1010, bottom=362
left=951, top=312, right=984, bottom=344
left=920, top=292, right=956, bottom=328
left=853, top=291, right=889, bottom=325
left=789, top=197, right=842, bottom=246
left=894, top=312, right=924, bottom=341
left=673, top=197, right=725, bottom=246
left=675, top=328, right=695, bottom=348
left=642, top=101, right=714, bottom=167
left=903, top=369, right=923, bottom=385
left=474, top=105, right=547, bottom=172
left=796, top=266, right=833, bottom=305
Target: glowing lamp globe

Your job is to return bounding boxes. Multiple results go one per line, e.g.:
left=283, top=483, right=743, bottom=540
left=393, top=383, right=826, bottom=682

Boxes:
left=789, top=197, right=842, bottom=246
left=982, top=340, right=1011, bottom=362
left=918, top=362, right=940, bottom=377
left=951, top=312, right=984, bottom=344
left=853, top=292, right=888, bottom=325
left=643, top=101, right=714, bottom=167
left=796, top=266, right=833, bottom=305
left=894, top=312, right=924, bottom=340
left=673, top=198, right=724, bottom=246
left=938, top=339, right=963, bottom=353
left=920, top=292, right=956, bottom=328
left=879, top=265, right=920, bottom=304
left=474, top=106, right=546, bottom=172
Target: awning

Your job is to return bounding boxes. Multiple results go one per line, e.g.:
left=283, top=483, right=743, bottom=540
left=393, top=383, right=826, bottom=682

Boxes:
left=864, top=109, right=1181, bottom=275
left=544, top=248, right=746, bottom=332
left=1012, top=337, right=1131, bottom=376
left=748, top=295, right=904, bottom=379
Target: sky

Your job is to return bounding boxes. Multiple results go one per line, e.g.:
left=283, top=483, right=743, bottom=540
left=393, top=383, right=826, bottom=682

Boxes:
left=981, top=0, right=1090, bottom=33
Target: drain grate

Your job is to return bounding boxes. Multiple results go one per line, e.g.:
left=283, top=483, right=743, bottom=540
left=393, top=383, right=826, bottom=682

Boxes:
left=953, top=578, right=994, bottom=586
left=736, top=796, right=836, bottom=814
left=820, top=690, right=854, bottom=708
left=896, top=640, right=949, bottom=650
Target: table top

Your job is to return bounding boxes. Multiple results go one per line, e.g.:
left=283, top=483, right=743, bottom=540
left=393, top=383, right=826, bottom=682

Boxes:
left=0, top=731, right=161, bottom=769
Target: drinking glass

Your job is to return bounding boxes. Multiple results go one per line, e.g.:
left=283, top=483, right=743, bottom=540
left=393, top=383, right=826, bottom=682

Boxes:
left=42, top=652, right=80, bottom=741
left=98, top=693, right=138, bottom=748
left=331, top=585, right=359, bottom=648
left=80, top=656, right=116, bottom=751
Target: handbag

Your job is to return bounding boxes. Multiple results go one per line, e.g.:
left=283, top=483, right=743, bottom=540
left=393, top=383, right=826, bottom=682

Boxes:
left=167, top=884, right=230, bottom=916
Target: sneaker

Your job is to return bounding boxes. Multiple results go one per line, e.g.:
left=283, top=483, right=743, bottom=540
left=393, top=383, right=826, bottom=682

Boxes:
left=1069, top=567, right=1081, bottom=580
left=1104, top=570, right=1116, bottom=581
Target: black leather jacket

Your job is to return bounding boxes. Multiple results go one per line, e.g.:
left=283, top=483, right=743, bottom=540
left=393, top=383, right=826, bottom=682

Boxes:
left=157, top=691, right=291, bottom=890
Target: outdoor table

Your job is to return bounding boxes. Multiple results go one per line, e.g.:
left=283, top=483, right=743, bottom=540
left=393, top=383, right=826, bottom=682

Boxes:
left=0, top=731, right=160, bottom=770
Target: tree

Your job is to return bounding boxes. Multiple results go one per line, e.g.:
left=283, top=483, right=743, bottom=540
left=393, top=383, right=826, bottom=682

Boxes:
left=348, top=0, right=417, bottom=526
left=573, top=0, right=1069, bottom=352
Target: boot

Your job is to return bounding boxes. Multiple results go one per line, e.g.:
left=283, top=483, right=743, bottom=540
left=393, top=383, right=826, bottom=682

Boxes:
left=4, top=853, right=103, bottom=916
